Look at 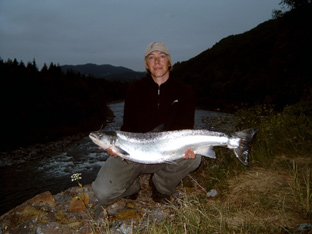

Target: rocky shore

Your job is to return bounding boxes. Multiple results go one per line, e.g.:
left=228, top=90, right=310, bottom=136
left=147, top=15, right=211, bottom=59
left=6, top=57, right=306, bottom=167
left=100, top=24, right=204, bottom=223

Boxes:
left=0, top=174, right=179, bottom=234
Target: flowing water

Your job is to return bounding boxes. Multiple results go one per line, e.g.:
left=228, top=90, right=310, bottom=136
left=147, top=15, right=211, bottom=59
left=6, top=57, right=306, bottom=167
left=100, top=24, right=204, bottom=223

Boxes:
left=0, top=102, right=234, bottom=215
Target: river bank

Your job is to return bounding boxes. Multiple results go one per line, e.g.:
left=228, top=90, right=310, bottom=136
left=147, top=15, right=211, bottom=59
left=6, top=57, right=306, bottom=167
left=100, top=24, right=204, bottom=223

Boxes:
left=0, top=102, right=229, bottom=216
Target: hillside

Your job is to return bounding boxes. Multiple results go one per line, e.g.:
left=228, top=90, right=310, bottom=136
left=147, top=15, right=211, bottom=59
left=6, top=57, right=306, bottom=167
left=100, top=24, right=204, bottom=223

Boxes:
left=61, top=63, right=145, bottom=81
left=172, top=6, right=312, bottom=111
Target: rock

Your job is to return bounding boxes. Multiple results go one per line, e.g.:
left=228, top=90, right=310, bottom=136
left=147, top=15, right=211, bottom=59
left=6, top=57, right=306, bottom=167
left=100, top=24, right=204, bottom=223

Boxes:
left=29, top=191, right=56, bottom=208
left=298, top=223, right=312, bottom=232
left=0, top=191, right=56, bottom=226
left=206, top=189, right=218, bottom=198
left=69, top=193, right=90, bottom=212
left=0, top=175, right=181, bottom=233
left=32, top=221, right=73, bottom=234
left=115, top=209, right=144, bottom=221
left=67, top=221, right=84, bottom=230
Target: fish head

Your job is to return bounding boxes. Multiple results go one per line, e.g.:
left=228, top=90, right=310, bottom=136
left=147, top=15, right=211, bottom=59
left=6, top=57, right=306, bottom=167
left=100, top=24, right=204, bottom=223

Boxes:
left=89, top=131, right=117, bottom=149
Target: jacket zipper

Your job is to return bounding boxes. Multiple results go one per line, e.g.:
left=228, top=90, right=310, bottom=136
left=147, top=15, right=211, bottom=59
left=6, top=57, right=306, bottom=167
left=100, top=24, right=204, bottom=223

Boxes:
left=157, top=86, right=160, bottom=109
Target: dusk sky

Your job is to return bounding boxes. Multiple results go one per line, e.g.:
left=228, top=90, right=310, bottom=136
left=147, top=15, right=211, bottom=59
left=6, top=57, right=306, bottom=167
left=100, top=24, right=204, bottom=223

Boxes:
left=0, top=0, right=281, bottom=71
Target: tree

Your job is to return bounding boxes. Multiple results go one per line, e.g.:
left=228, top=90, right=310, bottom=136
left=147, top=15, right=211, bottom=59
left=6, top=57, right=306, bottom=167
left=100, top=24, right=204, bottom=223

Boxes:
left=32, top=58, right=38, bottom=71
left=19, top=60, right=25, bottom=69
left=41, top=63, right=48, bottom=73
left=273, top=0, right=311, bottom=18
left=280, top=0, right=311, bottom=10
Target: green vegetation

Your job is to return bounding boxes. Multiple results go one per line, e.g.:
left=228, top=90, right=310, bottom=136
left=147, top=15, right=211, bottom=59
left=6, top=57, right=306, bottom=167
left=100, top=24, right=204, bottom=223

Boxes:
left=236, top=98, right=312, bottom=165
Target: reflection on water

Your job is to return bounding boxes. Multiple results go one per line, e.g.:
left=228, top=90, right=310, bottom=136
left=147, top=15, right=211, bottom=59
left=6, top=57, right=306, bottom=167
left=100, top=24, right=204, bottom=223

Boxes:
left=0, top=102, right=233, bottom=215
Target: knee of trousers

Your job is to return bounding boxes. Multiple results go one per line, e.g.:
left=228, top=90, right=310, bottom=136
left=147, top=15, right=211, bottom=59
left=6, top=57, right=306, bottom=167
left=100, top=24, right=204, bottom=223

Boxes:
left=181, top=155, right=202, bottom=172
left=191, top=155, right=202, bottom=170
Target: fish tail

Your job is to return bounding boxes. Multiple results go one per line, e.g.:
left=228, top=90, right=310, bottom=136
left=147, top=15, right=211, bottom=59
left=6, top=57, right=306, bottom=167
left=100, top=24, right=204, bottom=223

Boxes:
left=233, top=128, right=257, bottom=166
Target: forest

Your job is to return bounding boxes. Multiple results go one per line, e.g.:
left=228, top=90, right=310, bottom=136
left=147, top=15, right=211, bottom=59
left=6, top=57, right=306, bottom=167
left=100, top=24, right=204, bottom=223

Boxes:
left=1, top=2, right=311, bottom=151
left=0, top=60, right=129, bottom=150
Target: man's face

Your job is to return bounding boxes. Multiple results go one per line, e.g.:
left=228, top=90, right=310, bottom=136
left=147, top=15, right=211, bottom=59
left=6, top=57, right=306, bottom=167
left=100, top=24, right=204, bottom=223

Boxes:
left=145, top=51, right=170, bottom=80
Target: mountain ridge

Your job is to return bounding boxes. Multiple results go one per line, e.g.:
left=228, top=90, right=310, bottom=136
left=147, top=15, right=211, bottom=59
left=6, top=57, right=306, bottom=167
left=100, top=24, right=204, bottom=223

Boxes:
left=60, top=63, right=145, bottom=81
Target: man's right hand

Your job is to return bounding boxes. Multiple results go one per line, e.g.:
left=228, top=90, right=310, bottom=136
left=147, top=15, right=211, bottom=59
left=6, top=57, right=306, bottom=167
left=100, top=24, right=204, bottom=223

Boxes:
left=99, top=147, right=119, bottom=158
left=106, top=147, right=118, bottom=158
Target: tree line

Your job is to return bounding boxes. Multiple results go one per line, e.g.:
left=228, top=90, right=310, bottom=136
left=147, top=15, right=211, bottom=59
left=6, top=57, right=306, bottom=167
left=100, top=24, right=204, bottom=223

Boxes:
left=0, top=58, right=129, bottom=150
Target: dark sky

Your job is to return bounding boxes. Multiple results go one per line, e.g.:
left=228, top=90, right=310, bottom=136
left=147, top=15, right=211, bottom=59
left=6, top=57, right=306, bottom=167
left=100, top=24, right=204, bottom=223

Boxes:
left=0, top=0, right=281, bottom=71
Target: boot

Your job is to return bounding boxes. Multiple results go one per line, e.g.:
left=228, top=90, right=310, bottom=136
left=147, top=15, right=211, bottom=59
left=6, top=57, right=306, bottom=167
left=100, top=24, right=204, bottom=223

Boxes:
left=149, top=177, right=170, bottom=204
left=123, top=192, right=139, bottom=200
left=93, top=203, right=106, bottom=220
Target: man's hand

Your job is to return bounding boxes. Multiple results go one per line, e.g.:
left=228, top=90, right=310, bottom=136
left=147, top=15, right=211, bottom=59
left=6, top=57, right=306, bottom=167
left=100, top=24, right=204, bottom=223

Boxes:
left=106, top=147, right=118, bottom=158
left=99, top=147, right=126, bottom=160
left=99, top=147, right=118, bottom=158
left=183, top=148, right=196, bottom=159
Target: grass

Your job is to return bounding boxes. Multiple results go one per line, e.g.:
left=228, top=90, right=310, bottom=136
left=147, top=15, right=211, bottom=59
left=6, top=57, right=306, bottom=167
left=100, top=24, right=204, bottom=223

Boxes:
left=138, top=164, right=310, bottom=233
left=290, top=161, right=311, bottom=217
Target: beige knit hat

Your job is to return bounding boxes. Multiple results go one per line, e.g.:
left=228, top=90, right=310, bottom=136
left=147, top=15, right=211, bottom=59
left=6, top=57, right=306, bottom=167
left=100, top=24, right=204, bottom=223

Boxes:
left=144, top=42, right=170, bottom=57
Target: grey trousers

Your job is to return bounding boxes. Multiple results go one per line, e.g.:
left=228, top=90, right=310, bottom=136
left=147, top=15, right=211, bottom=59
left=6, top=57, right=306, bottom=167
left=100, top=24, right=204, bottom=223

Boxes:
left=92, top=156, right=202, bottom=205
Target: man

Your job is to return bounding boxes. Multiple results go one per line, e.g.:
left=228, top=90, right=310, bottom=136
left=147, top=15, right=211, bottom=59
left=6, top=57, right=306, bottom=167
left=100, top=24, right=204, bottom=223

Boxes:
left=92, top=42, right=201, bottom=206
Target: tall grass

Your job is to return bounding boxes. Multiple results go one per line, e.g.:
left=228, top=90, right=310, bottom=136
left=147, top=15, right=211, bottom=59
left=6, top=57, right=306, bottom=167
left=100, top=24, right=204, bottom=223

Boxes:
left=235, top=99, right=312, bottom=165
left=290, top=161, right=312, bottom=217
left=141, top=193, right=230, bottom=233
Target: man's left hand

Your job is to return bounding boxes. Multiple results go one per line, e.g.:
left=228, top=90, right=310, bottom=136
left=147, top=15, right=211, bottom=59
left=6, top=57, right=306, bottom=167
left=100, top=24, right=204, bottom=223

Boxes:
left=183, top=148, right=196, bottom=159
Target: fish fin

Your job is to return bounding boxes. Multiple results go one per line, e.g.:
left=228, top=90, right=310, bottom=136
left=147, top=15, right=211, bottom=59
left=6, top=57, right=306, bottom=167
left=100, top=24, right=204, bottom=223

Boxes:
left=163, top=160, right=178, bottom=165
left=124, top=159, right=130, bottom=165
left=150, top=124, right=165, bottom=132
left=233, top=128, right=257, bottom=166
left=195, top=146, right=216, bottom=158
left=111, top=146, right=130, bottom=156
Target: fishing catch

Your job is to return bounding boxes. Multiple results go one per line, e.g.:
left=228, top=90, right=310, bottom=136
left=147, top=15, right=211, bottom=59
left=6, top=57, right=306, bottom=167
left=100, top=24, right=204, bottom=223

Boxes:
left=89, top=128, right=256, bottom=166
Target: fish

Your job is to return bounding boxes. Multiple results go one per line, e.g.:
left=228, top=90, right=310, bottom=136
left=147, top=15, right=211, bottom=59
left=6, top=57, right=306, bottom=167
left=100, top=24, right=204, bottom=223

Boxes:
left=89, top=128, right=256, bottom=166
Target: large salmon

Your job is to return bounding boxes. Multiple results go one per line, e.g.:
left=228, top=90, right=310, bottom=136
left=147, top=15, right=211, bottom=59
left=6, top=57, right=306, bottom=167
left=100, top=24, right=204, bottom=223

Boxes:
left=89, top=128, right=256, bottom=165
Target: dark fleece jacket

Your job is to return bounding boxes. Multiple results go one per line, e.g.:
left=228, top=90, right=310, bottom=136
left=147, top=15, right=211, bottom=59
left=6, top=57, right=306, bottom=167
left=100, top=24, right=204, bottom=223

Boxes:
left=121, top=75, right=195, bottom=133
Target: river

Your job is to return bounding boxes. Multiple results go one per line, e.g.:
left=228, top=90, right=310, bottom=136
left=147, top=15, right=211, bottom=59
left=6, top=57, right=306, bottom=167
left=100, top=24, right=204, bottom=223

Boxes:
left=0, top=102, right=234, bottom=216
